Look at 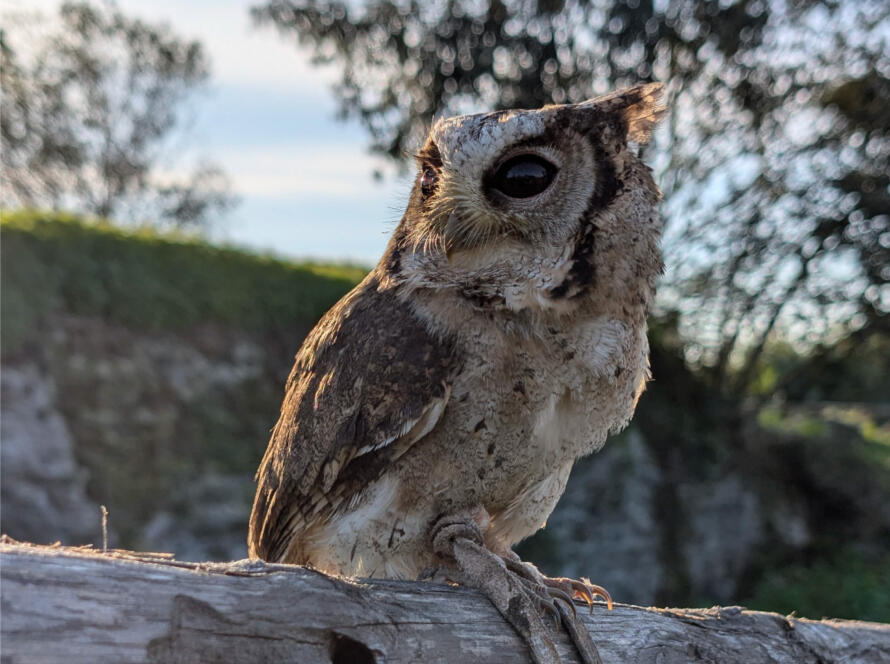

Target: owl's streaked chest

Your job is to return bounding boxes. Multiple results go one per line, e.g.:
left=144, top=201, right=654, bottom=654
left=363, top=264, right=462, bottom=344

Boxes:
left=429, top=311, right=648, bottom=547
left=462, top=312, right=644, bottom=449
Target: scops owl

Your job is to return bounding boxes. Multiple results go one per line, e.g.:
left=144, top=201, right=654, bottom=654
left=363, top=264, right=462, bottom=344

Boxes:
left=249, top=83, right=667, bottom=663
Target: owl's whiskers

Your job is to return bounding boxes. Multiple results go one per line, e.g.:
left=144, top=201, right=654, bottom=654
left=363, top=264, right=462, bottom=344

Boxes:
left=422, top=188, right=521, bottom=259
left=443, top=210, right=496, bottom=257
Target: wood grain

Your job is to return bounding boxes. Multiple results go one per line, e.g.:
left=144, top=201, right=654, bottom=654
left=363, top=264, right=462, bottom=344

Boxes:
left=1, top=541, right=888, bottom=663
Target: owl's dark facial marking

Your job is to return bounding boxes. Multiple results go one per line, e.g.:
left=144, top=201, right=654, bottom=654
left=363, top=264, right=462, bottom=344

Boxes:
left=486, top=155, right=558, bottom=200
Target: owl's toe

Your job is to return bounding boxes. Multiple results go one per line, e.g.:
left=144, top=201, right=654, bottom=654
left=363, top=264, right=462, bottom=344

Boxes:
left=554, top=601, right=604, bottom=664
left=504, top=555, right=613, bottom=614
left=501, top=554, right=608, bottom=664
left=546, top=585, right=578, bottom=619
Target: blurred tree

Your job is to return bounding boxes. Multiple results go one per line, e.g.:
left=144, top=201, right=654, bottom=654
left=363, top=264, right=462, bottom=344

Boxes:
left=252, top=0, right=889, bottom=395
left=0, top=1, right=237, bottom=230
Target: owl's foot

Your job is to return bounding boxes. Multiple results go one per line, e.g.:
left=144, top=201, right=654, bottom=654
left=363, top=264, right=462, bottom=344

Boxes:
left=429, top=511, right=604, bottom=664
left=501, top=554, right=611, bottom=664
left=503, top=554, right=613, bottom=614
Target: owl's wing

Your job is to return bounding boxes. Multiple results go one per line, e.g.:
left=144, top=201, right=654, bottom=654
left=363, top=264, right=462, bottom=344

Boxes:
left=248, top=273, right=457, bottom=562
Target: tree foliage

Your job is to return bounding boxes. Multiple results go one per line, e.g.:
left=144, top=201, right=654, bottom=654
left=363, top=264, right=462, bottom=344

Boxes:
left=1, top=1, right=236, bottom=229
left=252, top=0, right=889, bottom=395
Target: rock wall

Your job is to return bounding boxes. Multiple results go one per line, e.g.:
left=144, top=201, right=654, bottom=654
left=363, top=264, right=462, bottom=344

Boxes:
left=1, top=363, right=98, bottom=546
left=1, top=315, right=284, bottom=561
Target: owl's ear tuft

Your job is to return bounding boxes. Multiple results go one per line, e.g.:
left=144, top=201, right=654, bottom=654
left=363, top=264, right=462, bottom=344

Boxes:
left=586, top=82, right=668, bottom=144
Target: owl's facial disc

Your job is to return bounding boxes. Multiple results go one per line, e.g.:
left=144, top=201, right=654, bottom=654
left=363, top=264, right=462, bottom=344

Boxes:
left=416, top=126, right=592, bottom=258
left=414, top=90, right=672, bottom=257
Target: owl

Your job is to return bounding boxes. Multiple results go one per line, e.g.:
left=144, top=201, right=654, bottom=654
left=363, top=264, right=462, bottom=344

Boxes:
left=249, top=83, right=667, bottom=664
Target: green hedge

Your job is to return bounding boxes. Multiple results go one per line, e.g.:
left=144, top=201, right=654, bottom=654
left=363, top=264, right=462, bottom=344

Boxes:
left=746, top=548, right=890, bottom=622
left=1, top=210, right=367, bottom=353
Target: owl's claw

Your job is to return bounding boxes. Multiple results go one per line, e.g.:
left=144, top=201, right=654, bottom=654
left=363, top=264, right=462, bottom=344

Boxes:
left=502, top=562, right=605, bottom=664
left=500, top=553, right=608, bottom=664
left=504, top=558, right=577, bottom=618
left=550, top=577, right=613, bottom=614
left=430, top=512, right=561, bottom=663
left=547, top=585, right=578, bottom=619
left=535, top=593, right=562, bottom=628
left=505, top=555, right=613, bottom=614
left=429, top=512, right=606, bottom=664
left=575, top=579, right=613, bottom=612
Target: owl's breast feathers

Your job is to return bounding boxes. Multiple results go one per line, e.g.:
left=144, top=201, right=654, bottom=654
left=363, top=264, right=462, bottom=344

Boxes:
left=248, top=271, right=458, bottom=563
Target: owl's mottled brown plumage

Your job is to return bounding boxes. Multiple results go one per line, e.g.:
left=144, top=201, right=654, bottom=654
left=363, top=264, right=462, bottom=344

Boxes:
left=249, top=278, right=459, bottom=564
left=249, top=83, right=667, bottom=663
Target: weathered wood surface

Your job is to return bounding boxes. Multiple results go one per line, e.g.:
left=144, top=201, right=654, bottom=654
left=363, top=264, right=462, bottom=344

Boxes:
left=1, top=541, right=888, bottom=663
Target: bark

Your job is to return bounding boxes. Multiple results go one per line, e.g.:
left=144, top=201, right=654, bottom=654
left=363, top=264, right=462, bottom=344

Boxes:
left=1, top=540, right=888, bottom=664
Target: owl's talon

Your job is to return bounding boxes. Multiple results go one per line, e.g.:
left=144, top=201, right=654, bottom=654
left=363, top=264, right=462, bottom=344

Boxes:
left=534, top=594, right=562, bottom=628
left=571, top=578, right=612, bottom=612
left=547, top=586, right=577, bottom=619
left=500, top=554, right=607, bottom=663
left=543, top=576, right=613, bottom=614
left=504, top=556, right=612, bottom=613
left=430, top=513, right=563, bottom=663
left=573, top=583, right=594, bottom=611
left=428, top=513, right=610, bottom=663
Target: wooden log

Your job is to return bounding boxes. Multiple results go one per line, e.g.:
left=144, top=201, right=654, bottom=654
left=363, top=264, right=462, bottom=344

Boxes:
left=1, top=540, right=888, bottom=663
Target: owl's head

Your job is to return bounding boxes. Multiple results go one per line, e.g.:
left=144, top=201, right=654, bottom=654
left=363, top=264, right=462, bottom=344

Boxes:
left=384, top=83, right=667, bottom=308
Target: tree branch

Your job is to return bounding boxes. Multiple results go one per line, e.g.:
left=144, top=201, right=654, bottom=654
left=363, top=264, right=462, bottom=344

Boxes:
left=1, top=541, right=888, bottom=664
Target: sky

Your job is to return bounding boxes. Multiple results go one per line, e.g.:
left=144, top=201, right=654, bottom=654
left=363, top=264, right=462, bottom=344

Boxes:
left=5, top=0, right=412, bottom=264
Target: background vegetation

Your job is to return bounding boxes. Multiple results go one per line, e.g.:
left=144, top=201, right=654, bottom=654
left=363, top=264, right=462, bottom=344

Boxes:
left=1, top=209, right=363, bottom=354
left=1, top=2, right=237, bottom=228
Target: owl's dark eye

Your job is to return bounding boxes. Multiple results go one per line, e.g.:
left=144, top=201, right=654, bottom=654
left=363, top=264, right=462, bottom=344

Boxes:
left=489, top=155, right=557, bottom=199
left=420, top=167, right=438, bottom=197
